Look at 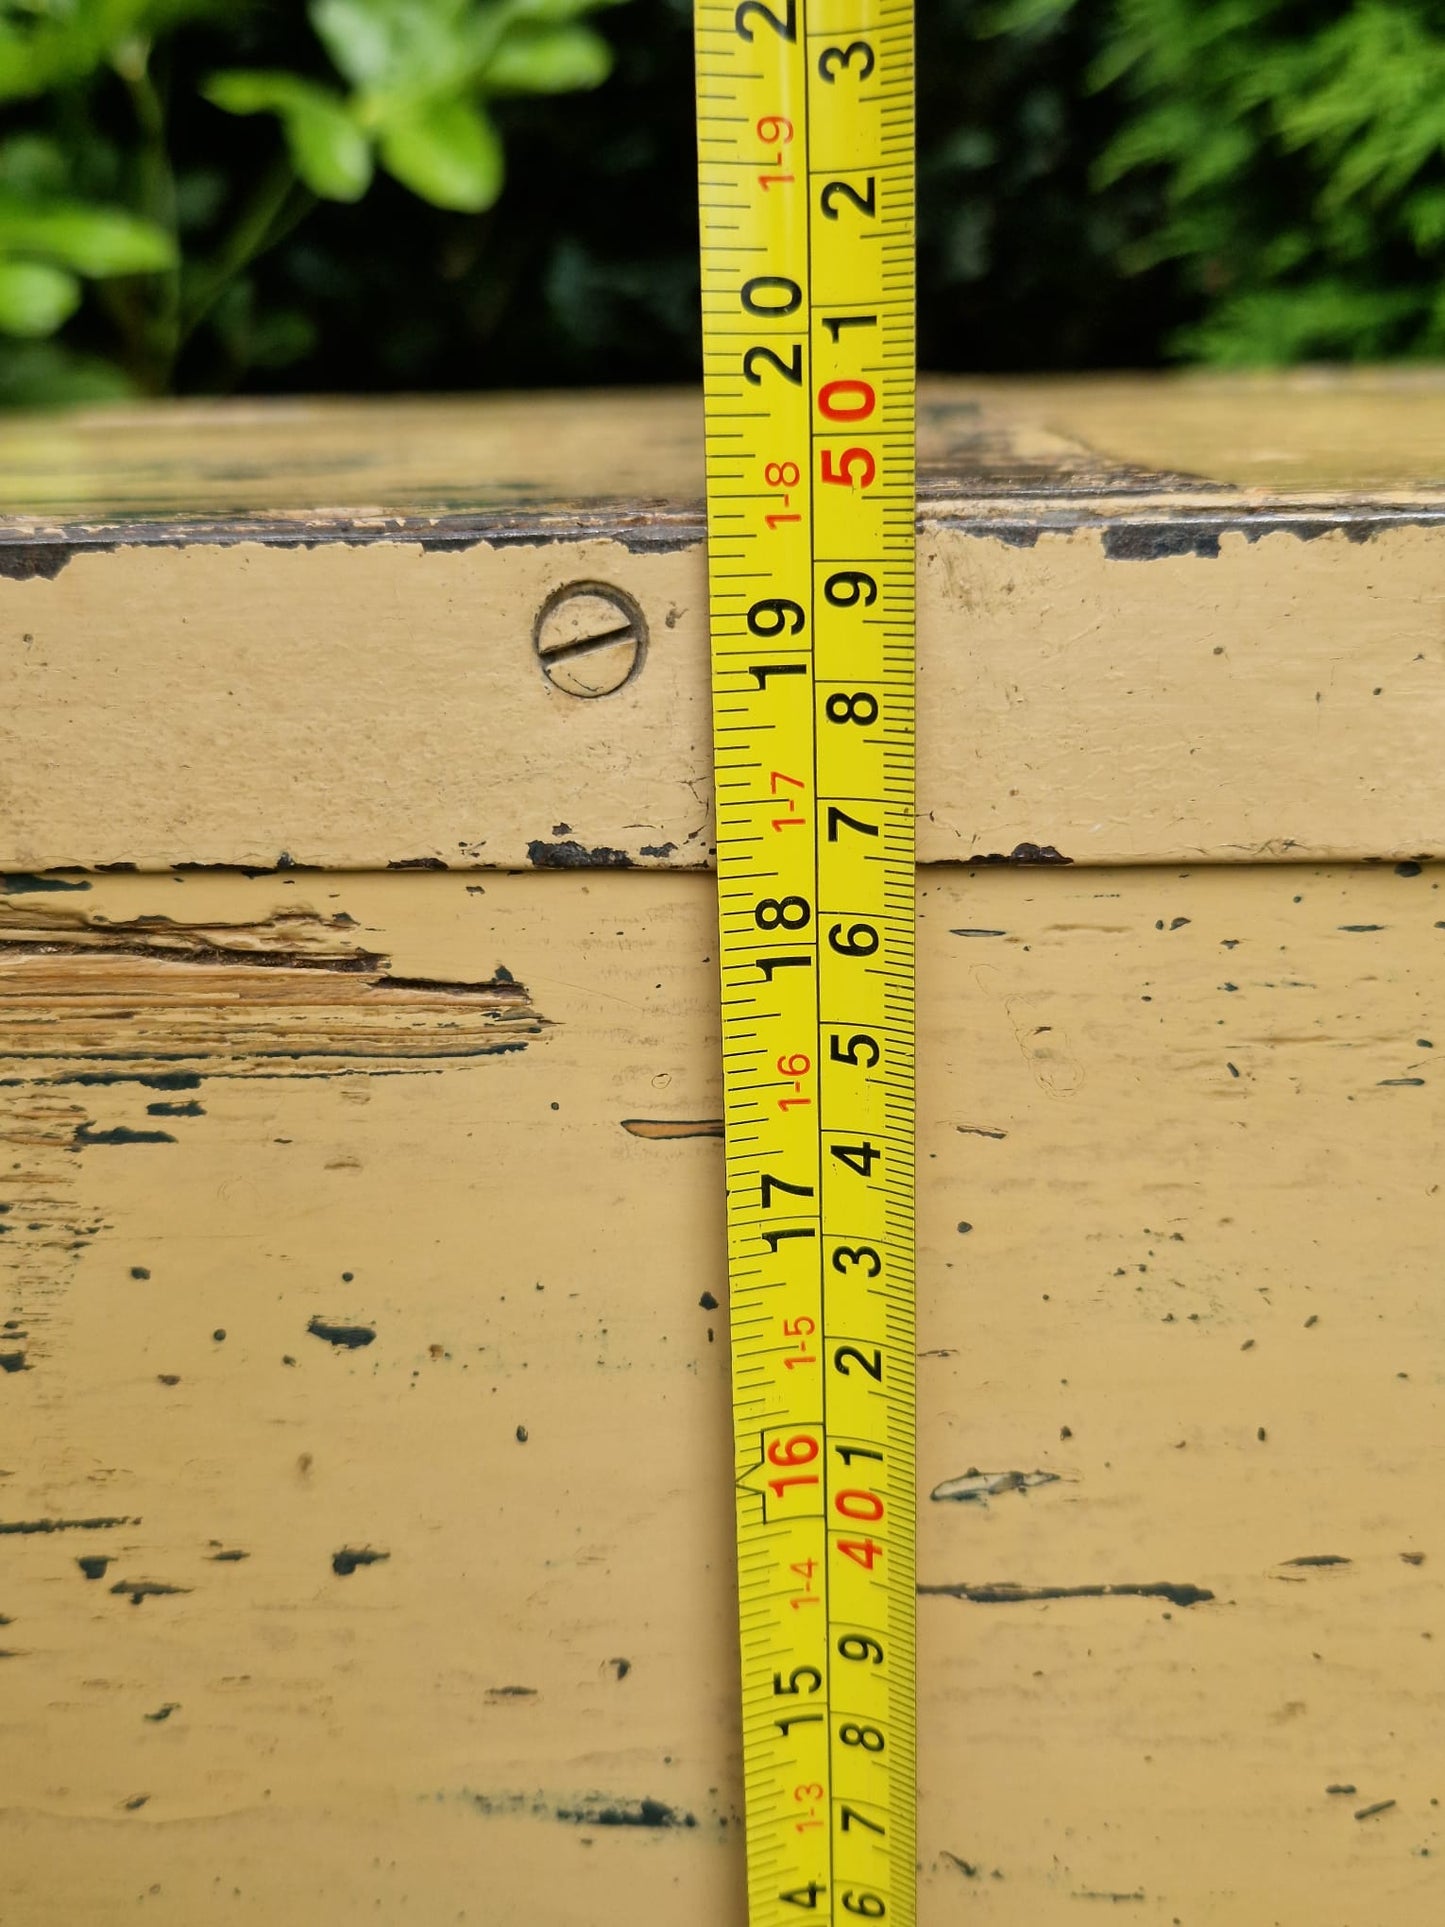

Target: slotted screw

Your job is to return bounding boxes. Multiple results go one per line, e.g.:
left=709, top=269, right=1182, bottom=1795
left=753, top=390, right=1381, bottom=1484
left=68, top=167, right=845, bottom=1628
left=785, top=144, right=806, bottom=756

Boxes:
left=534, top=582, right=648, bottom=697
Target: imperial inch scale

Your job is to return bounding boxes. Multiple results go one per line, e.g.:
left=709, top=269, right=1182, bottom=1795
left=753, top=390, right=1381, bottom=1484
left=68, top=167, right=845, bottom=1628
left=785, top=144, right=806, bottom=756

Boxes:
left=694, top=4, right=917, bottom=1924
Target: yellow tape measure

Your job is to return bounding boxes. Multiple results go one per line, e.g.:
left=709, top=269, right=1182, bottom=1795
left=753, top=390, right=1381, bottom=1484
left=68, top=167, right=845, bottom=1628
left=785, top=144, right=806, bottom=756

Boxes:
left=694, top=4, right=916, bottom=1923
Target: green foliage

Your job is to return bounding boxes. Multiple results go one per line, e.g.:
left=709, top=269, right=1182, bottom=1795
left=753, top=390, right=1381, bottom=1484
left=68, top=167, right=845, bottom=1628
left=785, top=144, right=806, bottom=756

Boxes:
left=0, top=0, right=212, bottom=103
left=5, top=0, right=1445, bottom=399
left=207, top=0, right=618, bottom=214
left=0, top=7, right=182, bottom=370
left=202, top=72, right=372, bottom=201
left=1027, top=0, right=1445, bottom=361
left=0, top=0, right=624, bottom=399
left=0, top=169, right=175, bottom=338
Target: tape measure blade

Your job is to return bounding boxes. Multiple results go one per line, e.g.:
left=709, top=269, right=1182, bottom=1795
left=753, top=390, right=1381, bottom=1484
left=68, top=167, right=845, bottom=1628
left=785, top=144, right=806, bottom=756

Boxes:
left=697, top=2, right=915, bottom=1923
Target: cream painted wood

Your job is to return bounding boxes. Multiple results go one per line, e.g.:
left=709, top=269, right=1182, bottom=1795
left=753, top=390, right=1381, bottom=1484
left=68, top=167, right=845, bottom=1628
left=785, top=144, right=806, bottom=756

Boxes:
left=2, top=380, right=1444, bottom=874
left=2, top=863, right=1440, bottom=1925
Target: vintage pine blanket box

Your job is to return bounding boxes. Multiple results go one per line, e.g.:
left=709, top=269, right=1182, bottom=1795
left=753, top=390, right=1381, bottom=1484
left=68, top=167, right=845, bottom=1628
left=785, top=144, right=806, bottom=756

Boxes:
left=1, top=372, right=1442, bottom=1924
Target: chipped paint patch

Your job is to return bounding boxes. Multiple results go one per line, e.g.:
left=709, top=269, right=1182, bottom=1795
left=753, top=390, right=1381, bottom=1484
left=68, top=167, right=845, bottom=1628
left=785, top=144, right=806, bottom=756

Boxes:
left=459, top=1790, right=701, bottom=1829
left=0, top=1516, right=137, bottom=1535
left=307, top=1317, right=376, bottom=1350
left=919, top=1580, right=1214, bottom=1607
left=1, top=873, right=91, bottom=895
left=930, top=1469, right=1061, bottom=1505
left=967, top=843, right=1074, bottom=867
left=109, top=1578, right=190, bottom=1603
left=331, top=1547, right=389, bottom=1576
left=527, top=840, right=633, bottom=870
left=73, top=1123, right=177, bottom=1147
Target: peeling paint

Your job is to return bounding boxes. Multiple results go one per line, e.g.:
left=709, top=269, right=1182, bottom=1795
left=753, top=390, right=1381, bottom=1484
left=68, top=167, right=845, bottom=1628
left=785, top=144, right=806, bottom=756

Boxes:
left=0, top=1517, right=136, bottom=1535
left=73, top=1123, right=177, bottom=1148
left=967, top=843, right=1073, bottom=867
left=930, top=1469, right=1061, bottom=1505
left=918, top=1580, right=1214, bottom=1607
left=461, top=1791, right=700, bottom=1829
left=332, top=1547, right=389, bottom=1576
left=307, top=1317, right=376, bottom=1350
left=527, top=840, right=633, bottom=870
left=1, top=874, right=91, bottom=895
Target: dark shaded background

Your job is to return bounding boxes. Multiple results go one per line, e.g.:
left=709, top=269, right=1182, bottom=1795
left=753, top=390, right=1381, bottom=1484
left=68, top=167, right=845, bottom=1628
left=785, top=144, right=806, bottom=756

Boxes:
left=1, top=0, right=1181, bottom=398
left=217, top=0, right=1174, bottom=390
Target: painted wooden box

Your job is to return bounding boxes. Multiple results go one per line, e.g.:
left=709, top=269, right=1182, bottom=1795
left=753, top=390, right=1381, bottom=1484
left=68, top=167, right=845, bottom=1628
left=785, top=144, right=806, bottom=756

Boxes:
left=1, top=373, right=1443, bottom=1925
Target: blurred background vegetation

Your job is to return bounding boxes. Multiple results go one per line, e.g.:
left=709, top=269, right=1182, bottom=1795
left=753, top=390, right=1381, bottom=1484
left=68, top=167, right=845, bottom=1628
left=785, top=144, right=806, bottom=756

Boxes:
left=2, top=0, right=1444, bottom=406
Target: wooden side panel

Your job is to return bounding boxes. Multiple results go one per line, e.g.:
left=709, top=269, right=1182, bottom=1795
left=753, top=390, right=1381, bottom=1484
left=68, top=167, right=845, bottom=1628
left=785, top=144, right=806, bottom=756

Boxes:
left=1, top=863, right=1441, bottom=1923
left=918, top=522, right=1445, bottom=867
left=3, top=521, right=1444, bottom=871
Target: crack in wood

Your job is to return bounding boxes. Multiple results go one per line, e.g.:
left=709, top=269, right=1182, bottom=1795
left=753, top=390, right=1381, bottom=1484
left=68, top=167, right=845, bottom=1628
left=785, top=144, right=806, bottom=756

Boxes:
left=0, top=1516, right=138, bottom=1534
left=918, top=1580, right=1215, bottom=1607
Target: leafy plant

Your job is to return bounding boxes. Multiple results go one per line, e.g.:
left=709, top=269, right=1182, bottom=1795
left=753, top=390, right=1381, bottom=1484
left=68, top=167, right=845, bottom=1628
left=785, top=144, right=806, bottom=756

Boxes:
left=0, top=0, right=624, bottom=400
left=1006, top=0, right=1445, bottom=362
left=0, top=147, right=175, bottom=336
left=206, top=0, right=619, bottom=213
left=0, top=3, right=195, bottom=394
left=6, top=0, right=1445, bottom=399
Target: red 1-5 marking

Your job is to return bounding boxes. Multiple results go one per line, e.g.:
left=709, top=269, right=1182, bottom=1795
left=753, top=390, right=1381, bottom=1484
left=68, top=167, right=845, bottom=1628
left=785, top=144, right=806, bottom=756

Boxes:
left=781, top=1311, right=815, bottom=1368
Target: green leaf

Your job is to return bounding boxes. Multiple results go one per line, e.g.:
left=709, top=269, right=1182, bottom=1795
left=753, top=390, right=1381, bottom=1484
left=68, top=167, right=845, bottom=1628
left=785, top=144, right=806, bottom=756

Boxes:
left=484, top=21, right=612, bottom=93
left=0, top=134, right=68, bottom=200
left=281, top=96, right=374, bottom=202
left=315, top=0, right=477, bottom=100
left=0, top=193, right=175, bottom=275
left=0, top=17, right=105, bottom=103
left=310, top=0, right=399, bottom=89
left=0, top=257, right=81, bottom=336
left=0, top=0, right=219, bottom=103
left=0, top=339, right=136, bottom=409
left=1404, top=185, right=1445, bottom=251
left=205, top=71, right=373, bottom=201
left=1172, top=277, right=1426, bottom=365
left=378, top=96, right=502, bottom=210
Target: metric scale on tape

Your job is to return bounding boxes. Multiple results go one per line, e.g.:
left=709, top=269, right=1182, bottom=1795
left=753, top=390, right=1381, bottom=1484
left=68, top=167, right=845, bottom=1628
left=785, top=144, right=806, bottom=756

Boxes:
left=694, top=4, right=916, bottom=1925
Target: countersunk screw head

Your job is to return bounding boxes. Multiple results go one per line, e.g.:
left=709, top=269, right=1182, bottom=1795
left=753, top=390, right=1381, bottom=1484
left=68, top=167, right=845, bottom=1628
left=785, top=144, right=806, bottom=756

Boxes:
left=533, top=581, right=648, bottom=698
